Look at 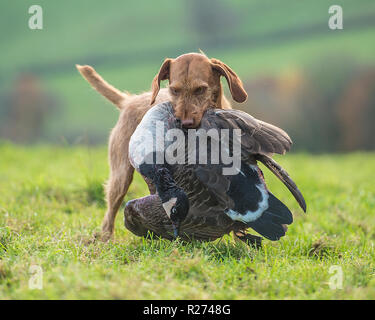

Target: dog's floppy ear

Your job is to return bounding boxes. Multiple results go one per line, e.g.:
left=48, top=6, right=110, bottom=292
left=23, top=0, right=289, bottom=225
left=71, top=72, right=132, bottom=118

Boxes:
left=210, top=58, right=247, bottom=103
left=151, top=58, right=172, bottom=105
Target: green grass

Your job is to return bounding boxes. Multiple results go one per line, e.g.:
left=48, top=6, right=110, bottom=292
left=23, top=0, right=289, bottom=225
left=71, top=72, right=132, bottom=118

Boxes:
left=0, top=143, right=374, bottom=299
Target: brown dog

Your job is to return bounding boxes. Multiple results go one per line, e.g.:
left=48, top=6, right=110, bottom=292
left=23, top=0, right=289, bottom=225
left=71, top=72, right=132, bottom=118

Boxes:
left=76, top=52, right=247, bottom=241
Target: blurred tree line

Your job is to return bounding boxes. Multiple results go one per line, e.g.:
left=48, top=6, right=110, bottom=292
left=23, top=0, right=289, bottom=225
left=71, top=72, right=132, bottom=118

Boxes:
left=1, top=60, right=374, bottom=152
left=0, top=74, right=59, bottom=144
left=241, top=57, right=375, bottom=152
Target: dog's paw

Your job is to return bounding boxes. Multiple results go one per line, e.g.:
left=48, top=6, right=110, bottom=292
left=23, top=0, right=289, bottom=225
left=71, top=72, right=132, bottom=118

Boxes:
left=95, top=230, right=113, bottom=243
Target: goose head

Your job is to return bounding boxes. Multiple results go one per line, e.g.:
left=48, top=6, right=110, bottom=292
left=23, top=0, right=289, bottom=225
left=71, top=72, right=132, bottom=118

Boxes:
left=161, top=188, right=189, bottom=238
left=154, top=167, right=190, bottom=238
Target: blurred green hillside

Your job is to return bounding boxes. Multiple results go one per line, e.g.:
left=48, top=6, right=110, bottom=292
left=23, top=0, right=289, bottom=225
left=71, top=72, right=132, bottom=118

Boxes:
left=1, top=0, right=375, bottom=148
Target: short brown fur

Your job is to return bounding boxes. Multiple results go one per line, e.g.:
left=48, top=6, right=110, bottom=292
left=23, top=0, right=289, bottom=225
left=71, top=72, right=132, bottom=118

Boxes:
left=76, top=52, right=247, bottom=240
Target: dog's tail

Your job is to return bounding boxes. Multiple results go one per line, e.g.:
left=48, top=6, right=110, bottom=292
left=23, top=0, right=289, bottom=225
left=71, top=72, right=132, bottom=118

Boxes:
left=76, top=64, right=128, bottom=110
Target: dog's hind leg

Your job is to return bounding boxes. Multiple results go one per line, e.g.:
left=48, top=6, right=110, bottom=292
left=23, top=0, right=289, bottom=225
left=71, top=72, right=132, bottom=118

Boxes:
left=101, top=164, right=134, bottom=241
left=100, top=119, right=136, bottom=241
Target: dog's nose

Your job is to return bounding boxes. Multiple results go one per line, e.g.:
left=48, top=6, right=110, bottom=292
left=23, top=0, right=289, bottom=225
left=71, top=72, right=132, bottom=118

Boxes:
left=181, top=119, right=194, bottom=128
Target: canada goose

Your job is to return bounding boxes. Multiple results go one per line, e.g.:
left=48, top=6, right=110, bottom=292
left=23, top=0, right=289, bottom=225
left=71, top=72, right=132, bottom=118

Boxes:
left=125, top=102, right=306, bottom=243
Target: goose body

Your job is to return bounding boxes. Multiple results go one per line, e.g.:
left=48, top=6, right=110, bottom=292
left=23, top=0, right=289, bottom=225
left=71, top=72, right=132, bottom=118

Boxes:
left=125, top=102, right=306, bottom=242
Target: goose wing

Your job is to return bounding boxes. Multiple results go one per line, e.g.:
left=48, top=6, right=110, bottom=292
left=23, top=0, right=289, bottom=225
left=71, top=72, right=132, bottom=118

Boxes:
left=201, top=109, right=292, bottom=157
left=200, top=108, right=306, bottom=212
left=194, top=163, right=294, bottom=241
left=172, top=164, right=237, bottom=240
left=255, top=154, right=306, bottom=212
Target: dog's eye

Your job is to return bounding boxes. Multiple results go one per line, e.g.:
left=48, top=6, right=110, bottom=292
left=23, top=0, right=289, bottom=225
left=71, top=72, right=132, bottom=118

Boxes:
left=169, top=87, right=180, bottom=96
left=194, top=86, right=206, bottom=95
left=171, top=207, right=177, bottom=215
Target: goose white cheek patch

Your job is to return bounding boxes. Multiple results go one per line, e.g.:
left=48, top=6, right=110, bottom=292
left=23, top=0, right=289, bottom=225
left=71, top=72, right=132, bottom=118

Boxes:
left=162, top=197, right=177, bottom=218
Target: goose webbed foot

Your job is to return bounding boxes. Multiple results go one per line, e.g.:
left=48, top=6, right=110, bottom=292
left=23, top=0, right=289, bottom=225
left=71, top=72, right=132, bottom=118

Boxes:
left=234, top=231, right=263, bottom=249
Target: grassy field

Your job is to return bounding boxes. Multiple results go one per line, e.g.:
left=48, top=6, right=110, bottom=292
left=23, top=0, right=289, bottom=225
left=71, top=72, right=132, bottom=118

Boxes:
left=0, top=143, right=374, bottom=299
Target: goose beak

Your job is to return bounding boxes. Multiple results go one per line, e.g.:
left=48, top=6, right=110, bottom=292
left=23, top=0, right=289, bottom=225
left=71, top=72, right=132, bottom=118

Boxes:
left=171, top=221, right=180, bottom=239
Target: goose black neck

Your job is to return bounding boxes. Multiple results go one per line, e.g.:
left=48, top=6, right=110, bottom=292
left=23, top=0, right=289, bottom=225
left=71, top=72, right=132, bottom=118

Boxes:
left=153, top=166, right=181, bottom=203
left=139, top=163, right=180, bottom=203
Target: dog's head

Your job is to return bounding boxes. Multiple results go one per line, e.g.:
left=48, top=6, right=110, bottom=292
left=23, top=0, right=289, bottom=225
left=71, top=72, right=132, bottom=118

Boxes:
left=150, top=53, right=247, bottom=128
